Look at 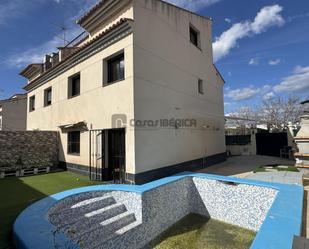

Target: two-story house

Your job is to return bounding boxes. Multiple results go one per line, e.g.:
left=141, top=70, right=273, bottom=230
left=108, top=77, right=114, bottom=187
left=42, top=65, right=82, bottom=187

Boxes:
left=20, top=0, right=226, bottom=184
left=0, top=93, right=27, bottom=131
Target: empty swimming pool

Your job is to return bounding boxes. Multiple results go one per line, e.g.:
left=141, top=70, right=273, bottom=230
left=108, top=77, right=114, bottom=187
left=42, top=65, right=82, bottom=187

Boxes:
left=13, top=173, right=303, bottom=249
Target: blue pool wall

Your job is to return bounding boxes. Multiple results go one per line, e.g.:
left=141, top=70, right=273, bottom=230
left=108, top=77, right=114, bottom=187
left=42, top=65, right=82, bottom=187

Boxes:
left=13, top=173, right=303, bottom=249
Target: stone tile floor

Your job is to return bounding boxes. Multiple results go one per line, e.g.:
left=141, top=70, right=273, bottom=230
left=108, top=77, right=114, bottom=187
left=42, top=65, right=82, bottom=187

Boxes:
left=246, top=172, right=303, bottom=185
left=198, top=155, right=295, bottom=177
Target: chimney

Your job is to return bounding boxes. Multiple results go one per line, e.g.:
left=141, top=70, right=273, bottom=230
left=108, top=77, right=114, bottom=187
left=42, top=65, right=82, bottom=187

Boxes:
left=58, top=47, right=79, bottom=62
left=51, top=53, right=59, bottom=67
left=44, top=55, right=52, bottom=71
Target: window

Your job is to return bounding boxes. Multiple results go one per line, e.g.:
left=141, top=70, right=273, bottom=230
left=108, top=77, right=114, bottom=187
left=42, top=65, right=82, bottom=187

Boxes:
left=44, top=87, right=52, bottom=106
left=29, top=96, right=35, bottom=112
left=106, top=53, right=125, bottom=85
left=198, top=79, right=204, bottom=94
left=68, top=73, right=80, bottom=98
left=190, top=26, right=200, bottom=48
left=68, top=131, right=80, bottom=155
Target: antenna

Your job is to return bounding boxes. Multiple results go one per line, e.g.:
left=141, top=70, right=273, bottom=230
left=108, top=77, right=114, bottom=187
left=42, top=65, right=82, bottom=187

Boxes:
left=50, top=21, right=69, bottom=46
left=0, top=88, right=4, bottom=98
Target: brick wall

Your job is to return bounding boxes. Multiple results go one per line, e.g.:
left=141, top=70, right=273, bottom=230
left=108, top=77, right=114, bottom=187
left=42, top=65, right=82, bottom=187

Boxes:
left=0, top=131, right=59, bottom=170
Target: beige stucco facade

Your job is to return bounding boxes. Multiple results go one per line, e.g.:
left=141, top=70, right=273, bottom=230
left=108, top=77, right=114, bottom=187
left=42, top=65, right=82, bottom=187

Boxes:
left=25, top=0, right=225, bottom=182
left=132, top=0, right=225, bottom=173
left=27, top=35, right=136, bottom=173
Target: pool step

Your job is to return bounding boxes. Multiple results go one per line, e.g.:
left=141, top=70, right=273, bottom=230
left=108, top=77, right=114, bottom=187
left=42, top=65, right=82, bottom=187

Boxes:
left=71, top=196, right=113, bottom=208
left=49, top=193, right=140, bottom=249
left=81, top=211, right=137, bottom=249
left=115, top=220, right=141, bottom=235
left=64, top=203, right=127, bottom=235
left=100, top=211, right=135, bottom=226
left=50, top=196, right=116, bottom=225
left=85, top=203, right=126, bottom=218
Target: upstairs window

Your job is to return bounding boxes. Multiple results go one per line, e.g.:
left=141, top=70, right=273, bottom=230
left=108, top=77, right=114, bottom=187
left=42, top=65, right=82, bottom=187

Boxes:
left=106, top=53, right=125, bottom=85
left=29, top=96, right=35, bottom=112
left=198, top=79, right=204, bottom=94
left=68, top=73, right=80, bottom=98
left=44, top=87, right=52, bottom=106
left=190, top=26, right=200, bottom=48
left=68, top=131, right=80, bottom=155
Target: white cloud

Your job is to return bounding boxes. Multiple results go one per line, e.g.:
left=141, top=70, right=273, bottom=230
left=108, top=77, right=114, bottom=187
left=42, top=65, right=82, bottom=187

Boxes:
left=213, top=22, right=251, bottom=62
left=6, top=26, right=82, bottom=68
left=274, top=65, right=309, bottom=93
left=225, top=18, right=231, bottom=23
left=263, top=92, right=275, bottom=100
left=4, top=0, right=96, bottom=68
left=249, top=58, right=259, bottom=65
left=226, top=86, right=260, bottom=101
left=251, top=5, right=285, bottom=34
left=268, top=59, right=281, bottom=66
left=213, top=5, right=285, bottom=62
left=165, top=0, right=221, bottom=11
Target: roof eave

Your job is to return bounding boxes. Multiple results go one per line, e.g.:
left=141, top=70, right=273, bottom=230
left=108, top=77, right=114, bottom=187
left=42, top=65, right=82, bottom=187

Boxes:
left=20, top=64, right=43, bottom=78
left=77, top=0, right=212, bottom=27
left=213, top=64, right=225, bottom=84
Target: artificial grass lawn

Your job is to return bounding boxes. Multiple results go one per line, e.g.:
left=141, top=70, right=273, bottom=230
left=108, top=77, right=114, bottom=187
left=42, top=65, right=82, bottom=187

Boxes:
left=254, top=165, right=299, bottom=173
left=152, top=214, right=256, bottom=249
left=0, top=171, right=102, bottom=249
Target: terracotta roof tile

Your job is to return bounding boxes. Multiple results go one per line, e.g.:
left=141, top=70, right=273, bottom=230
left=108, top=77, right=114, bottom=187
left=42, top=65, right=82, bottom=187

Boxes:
left=77, top=0, right=105, bottom=25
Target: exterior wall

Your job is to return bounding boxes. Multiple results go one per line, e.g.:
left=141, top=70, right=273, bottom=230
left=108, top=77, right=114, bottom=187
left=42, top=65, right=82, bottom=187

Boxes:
left=0, top=131, right=58, bottom=169
left=26, top=35, right=136, bottom=174
left=88, top=1, right=133, bottom=39
left=0, top=96, right=27, bottom=131
left=132, top=0, right=225, bottom=174
left=227, top=144, right=256, bottom=156
left=226, top=132, right=257, bottom=156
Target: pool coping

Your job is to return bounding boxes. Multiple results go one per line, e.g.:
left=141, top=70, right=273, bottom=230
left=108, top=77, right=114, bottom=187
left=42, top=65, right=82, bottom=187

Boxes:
left=13, top=173, right=304, bottom=249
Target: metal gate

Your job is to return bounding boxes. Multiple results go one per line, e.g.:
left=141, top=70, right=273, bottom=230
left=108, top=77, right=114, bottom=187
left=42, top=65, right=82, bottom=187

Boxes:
left=89, top=129, right=126, bottom=183
left=256, top=132, right=288, bottom=157
left=89, top=130, right=104, bottom=181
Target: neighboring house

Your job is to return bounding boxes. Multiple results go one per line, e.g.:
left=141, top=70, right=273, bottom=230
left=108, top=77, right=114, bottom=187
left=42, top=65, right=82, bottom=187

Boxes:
left=0, top=94, right=27, bottom=131
left=20, top=0, right=226, bottom=184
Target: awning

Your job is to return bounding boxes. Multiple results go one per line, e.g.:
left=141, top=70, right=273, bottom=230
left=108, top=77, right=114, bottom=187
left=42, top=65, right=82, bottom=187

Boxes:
left=58, top=121, right=87, bottom=130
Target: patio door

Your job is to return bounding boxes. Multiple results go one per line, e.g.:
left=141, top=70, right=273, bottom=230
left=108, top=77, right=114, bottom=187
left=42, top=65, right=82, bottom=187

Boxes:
left=90, top=128, right=126, bottom=183
left=107, top=129, right=126, bottom=183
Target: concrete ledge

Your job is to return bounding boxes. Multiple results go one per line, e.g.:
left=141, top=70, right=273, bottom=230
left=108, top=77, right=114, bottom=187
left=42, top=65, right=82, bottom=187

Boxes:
left=13, top=172, right=303, bottom=249
left=127, top=152, right=227, bottom=184
left=61, top=152, right=227, bottom=184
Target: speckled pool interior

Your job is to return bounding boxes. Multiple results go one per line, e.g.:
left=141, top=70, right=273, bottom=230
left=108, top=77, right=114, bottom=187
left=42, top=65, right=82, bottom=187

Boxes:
left=14, top=173, right=303, bottom=249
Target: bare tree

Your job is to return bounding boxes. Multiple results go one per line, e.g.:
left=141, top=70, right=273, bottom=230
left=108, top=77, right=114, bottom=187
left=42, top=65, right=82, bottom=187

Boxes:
left=227, top=96, right=303, bottom=132
left=226, top=106, right=260, bottom=127
left=261, top=96, right=303, bottom=131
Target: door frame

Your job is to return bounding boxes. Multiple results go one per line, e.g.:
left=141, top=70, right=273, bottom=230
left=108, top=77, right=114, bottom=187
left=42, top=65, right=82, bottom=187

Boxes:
left=89, top=128, right=126, bottom=183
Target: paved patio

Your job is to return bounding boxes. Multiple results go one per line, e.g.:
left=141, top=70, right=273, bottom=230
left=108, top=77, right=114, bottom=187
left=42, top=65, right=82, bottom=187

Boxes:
left=198, top=155, right=295, bottom=178
left=247, top=171, right=303, bottom=185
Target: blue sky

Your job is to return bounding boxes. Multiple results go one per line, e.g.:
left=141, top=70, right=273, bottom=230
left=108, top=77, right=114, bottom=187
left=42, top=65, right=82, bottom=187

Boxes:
left=0, top=0, right=308, bottom=114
